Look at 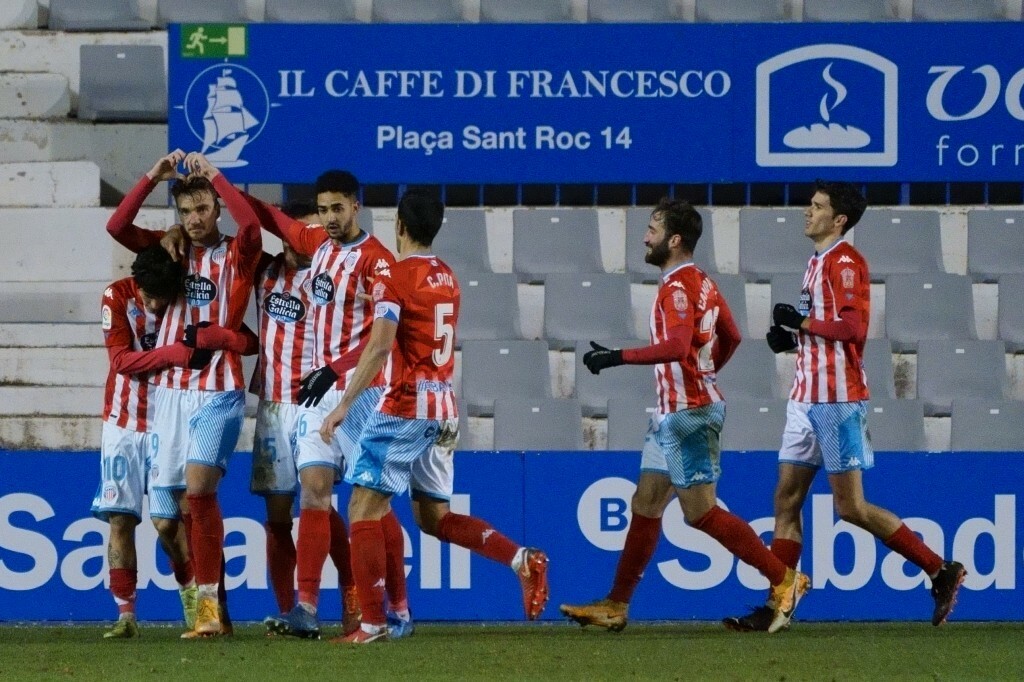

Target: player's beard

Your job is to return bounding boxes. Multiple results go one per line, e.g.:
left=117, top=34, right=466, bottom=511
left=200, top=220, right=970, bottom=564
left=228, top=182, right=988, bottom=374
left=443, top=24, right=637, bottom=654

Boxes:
left=644, top=238, right=670, bottom=268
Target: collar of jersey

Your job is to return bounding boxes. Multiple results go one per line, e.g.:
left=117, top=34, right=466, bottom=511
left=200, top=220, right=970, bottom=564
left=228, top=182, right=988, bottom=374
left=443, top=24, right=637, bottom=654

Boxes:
left=338, top=230, right=369, bottom=249
left=661, top=259, right=694, bottom=282
left=814, top=237, right=847, bottom=258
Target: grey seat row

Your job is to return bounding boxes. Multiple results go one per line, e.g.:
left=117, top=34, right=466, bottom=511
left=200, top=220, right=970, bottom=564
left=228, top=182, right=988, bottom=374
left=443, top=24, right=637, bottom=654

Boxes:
left=462, top=395, right=1024, bottom=452
left=49, top=0, right=1014, bottom=31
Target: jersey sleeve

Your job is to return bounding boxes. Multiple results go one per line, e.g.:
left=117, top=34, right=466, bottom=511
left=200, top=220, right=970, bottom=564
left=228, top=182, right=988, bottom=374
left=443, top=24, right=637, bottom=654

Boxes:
left=101, top=285, right=133, bottom=349
left=106, top=175, right=166, bottom=253
left=659, top=285, right=694, bottom=332
left=371, top=265, right=404, bottom=322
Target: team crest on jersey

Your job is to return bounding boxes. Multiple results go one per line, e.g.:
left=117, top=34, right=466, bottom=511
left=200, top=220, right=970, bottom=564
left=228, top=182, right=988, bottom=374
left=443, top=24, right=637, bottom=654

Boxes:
left=149, top=465, right=159, bottom=480
left=211, top=246, right=226, bottom=264
left=840, top=267, right=856, bottom=289
left=184, top=274, right=217, bottom=307
left=344, top=251, right=360, bottom=270
left=101, top=305, right=112, bottom=330
left=372, top=281, right=386, bottom=301
left=312, top=272, right=335, bottom=305
left=140, top=332, right=158, bottom=350
left=102, top=485, right=116, bottom=502
left=672, top=289, right=688, bottom=312
left=264, top=292, right=306, bottom=323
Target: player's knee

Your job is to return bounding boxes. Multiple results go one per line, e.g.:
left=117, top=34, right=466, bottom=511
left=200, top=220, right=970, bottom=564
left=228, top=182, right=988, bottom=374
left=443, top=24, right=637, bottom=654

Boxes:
left=151, top=516, right=178, bottom=540
left=834, top=498, right=867, bottom=525
left=109, top=514, right=138, bottom=539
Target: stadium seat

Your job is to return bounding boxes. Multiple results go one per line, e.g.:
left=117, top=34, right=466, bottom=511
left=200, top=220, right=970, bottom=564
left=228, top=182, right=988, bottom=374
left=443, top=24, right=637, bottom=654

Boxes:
left=433, top=209, right=492, bottom=275
left=695, top=0, right=787, bottom=21
left=738, top=208, right=811, bottom=281
left=457, top=272, right=523, bottom=344
left=884, top=274, right=977, bottom=352
left=574, top=340, right=651, bottom=417
left=461, top=340, right=550, bottom=416
left=156, top=0, right=248, bottom=26
left=862, top=338, right=896, bottom=399
left=543, top=273, right=636, bottom=350
left=480, top=0, right=574, bottom=22
left=626, top=206, right=716, bottom=283
left=492, top=398, right=584, bottom=450
left=714, top=274, right=749, bottom=336
left=78, top=45, right=167, bottom=122
left=720, top=398, right=788, bottom=451
left=588, top=0, right=679, bottom=22
left=916, top=340, right=1007, bottom=417
left=997, top=274, right=1024, bottom=352
left=372, top=0, right=465, bottom=22
left=966, top=210, right=1024, bottom=282
left=912, top=0, right=1005, bottom=20
left=455, top=398, right=486, bottom=451
left=851, top=209, right=944, bottom=281
left=265, top=0, right=360, bottom=21
left=606, top=398, right=656, bottom=450
left=49, top=0, right=151, bottom=30
left=716, top=342, right=780, bottom=400
left=867, top=399, right=926, bottom=451
left=950, top=399, right=1024, bottom=451
left=769, top=273, right=806, bottom=313
left=512, top=209, right=604, bottom=283
left=802, top=0, right=898, bottom=21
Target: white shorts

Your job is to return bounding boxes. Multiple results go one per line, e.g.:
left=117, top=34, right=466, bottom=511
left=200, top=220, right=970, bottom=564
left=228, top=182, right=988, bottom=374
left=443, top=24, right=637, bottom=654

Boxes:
left=779, top=400, right=874, bottom=474
left=294, top=386, right=348, bottom=477
left=250, top=400, right=304, bottom=496
left=345, top=410, right=459, bottom=500
left=150, top=386, right=245, bottom=492
left=91, top=421, right=152, bottom=522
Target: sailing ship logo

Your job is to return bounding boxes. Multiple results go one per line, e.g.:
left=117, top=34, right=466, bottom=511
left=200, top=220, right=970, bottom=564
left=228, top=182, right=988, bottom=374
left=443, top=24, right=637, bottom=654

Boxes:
left=180, top=63, right=270, bottom=168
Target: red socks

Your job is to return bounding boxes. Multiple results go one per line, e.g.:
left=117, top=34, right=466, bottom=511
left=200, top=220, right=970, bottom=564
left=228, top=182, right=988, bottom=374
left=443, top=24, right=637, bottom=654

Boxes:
left=350, top=520, right=388, bottom=625
left=771, top=538, right=803, bottom=570
left=109, top=567, right=137, bottom=615
left=884, top=523, right=943, bottom=576
left=608, top=513, right=662, bottom=604
left=694, top=506, right=788, bottom=586
left=435, top=512, right=519, bottom=566
left=186, top=493, right=224, bottom=587
left=381, top=510, right=408, bottom=612
left=296, top=509, right=331, bottom=608
left=266, top=521, right=296, bottom=613
left=328, top=508, right=354, bottom=589
left=169, top=558, right=194, bottom=588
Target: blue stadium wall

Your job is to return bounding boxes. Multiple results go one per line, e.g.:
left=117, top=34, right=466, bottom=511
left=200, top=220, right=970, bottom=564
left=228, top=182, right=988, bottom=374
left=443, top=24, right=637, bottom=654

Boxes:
left=1, top=450, right=1019, bottom=622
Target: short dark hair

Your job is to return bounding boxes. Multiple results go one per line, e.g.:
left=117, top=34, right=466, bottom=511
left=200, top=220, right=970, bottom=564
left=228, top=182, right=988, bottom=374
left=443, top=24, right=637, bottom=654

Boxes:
left=815, top=180, right=867, bottom=234
left=170, top=175, right=217, bottom=204
left=281, top=199, right=318, bottom=220
left=314, top=170, right=359, bottom=199
left=653, top=197, right=702, bottom=254
left=397, top=191, right=445, bottom=247
left=131, top=245, right=184, bottom=300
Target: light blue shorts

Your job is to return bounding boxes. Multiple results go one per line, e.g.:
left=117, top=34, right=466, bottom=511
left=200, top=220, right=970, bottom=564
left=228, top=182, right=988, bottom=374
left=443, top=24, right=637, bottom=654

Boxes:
left=91, top=421, right=152, bottom=522
left=345, top=409, right=458, bottom=499
left=641, top=402, right=725, bottom=489
left=779, top=400, right=874, bottom=474
left=250, top=399, right=304, bottom=496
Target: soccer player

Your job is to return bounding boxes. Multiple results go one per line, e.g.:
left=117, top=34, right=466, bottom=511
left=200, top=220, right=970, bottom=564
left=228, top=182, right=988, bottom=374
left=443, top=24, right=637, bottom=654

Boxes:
left=723, top=181, right=966, bottom=631
left=106, top=149, right=263, bottom=637
left=244, top=172, right=401, bottom=640
left=560, top=198, right=808, bottom=634
left=94, top=246, right=248, bottom=638
left=319, top=191, right=550, bottom=644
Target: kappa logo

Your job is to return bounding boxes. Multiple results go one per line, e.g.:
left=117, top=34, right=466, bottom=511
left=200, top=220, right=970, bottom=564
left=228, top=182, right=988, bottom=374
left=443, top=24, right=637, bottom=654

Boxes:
left=373, top=578, right=386, bottom=588
left=668, top=281, right=684, bottom=288
left=756, top=44, right=898, bottom=167
left=838, top=255, right=855, bottom=263
left=178, top=63, right=278, bottom=169
left=481, top=529, right=495, bottom=544
left=357, top=471, right=373, bottom=483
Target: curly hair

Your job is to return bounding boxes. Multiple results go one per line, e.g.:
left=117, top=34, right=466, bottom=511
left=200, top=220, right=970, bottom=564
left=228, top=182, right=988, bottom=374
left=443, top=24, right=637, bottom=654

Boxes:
left=131, top=245, right=184, bottom=300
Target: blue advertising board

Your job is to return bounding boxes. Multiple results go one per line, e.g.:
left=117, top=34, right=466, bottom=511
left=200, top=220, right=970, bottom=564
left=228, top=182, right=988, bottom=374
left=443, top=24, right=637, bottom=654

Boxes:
left=1, top=449, right=1020, bottom=622
left=167, top=22, right=1024, bottom=184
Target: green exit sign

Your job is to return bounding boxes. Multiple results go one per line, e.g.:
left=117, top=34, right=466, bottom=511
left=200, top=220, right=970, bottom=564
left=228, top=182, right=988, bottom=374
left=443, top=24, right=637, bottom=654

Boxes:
left=180, top=24, right=247, bottom=58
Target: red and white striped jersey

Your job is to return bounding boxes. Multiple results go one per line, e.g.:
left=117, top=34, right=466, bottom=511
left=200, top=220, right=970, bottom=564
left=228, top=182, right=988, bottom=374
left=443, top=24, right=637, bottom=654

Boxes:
left=102, top=278, right=162, bottom=431
left=371, top=254, right=459, bottom=420
left=154, top=235, right=259, bottom=391
left=649, top=263, right=731, bottom=414
left=790, top=239, right=870, bottom=403
left=249, top=253, right=315, bottom=403
left=307, top=231, right=396, bottom=388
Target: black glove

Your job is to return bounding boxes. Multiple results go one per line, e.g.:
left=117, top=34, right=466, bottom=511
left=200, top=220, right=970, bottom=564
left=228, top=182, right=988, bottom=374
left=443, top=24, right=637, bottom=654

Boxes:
left=187, top=348, right=214, bottom=370
left=773, top=303, right=806, bottom=331
left=766, top=325, right=798, bottom=354
left=296, top=365, right=339, bottom=407
left=583, top=341, right=624, bottom=375
left=183, top=321, right=211, bottom=348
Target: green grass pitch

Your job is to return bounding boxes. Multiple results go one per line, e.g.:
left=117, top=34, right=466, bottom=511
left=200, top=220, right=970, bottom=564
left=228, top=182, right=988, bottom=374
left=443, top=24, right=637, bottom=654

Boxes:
left=2, top=622, right=1021, bottom=681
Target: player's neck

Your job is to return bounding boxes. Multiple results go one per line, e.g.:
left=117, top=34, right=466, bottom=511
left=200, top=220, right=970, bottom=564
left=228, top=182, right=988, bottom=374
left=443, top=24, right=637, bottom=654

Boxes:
left=194, top=231, right=221, bottom=248
left=659, top=251, right=691, bottom=274
left=398, top=242, right=430, bottom=260
left=813, top=233, right=843, bottom=254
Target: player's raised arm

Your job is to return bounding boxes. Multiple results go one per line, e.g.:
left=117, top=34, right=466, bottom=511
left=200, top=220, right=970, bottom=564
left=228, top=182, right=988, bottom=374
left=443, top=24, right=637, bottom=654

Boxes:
left=106, top=150, right=184, bottom=252
left=243, top=191, right=327, bottom=257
